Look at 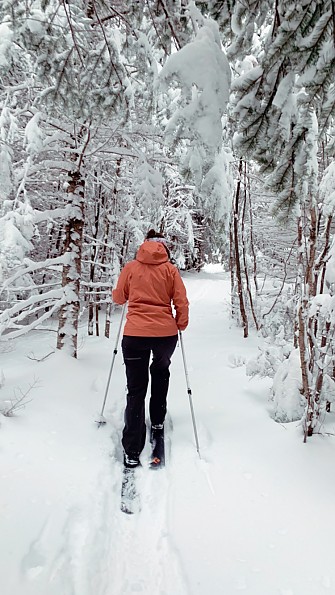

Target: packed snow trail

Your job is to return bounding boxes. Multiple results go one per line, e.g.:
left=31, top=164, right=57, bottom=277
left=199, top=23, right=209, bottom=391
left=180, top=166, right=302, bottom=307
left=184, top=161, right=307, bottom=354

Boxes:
left=2, top=267, right=335, bottom=595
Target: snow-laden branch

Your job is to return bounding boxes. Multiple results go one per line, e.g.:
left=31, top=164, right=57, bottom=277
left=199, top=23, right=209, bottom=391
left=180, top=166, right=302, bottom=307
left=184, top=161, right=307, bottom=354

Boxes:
left=26, top=160, right=74, bottom=175
left=0, top=254, right=70, bottom=295
left=0, top=288, right=63, bottom=323
left=0, top=297, right=64, bottom=340
left=32, top=206, right=68, bottom=223
left=309, top=294, right=335, bottom=320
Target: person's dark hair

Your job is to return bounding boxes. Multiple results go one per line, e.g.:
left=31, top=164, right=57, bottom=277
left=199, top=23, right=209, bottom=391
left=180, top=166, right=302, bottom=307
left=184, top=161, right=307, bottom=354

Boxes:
left=146, top=229, right=165, bottom=240
left=145, top=229, right=171, bottom=259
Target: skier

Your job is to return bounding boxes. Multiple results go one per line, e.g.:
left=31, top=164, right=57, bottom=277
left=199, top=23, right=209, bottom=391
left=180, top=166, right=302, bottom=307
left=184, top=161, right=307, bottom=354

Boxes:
left=112, top=229, right=189, bottom=469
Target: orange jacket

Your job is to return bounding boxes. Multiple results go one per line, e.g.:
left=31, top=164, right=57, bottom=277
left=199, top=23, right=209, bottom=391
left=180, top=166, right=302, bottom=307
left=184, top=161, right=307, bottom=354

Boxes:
left=112, top=241, right=189, bottom=337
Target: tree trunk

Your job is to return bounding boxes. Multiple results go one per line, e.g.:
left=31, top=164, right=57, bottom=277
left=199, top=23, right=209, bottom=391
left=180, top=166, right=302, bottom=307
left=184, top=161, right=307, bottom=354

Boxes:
left=104, top=303, right=112, bottom=339
left=247, top=173, right=258, bottom=293
left=233, top=159, right=248, bottom=338
left=88, top=180, right=101, bottom=336
left=296, top=217, right=312, bottom=441
left=229, top=210, right=236, bottom=319
left=57, top=170, right=85, bottom=358
left=241, top=162, right=259, bottom=331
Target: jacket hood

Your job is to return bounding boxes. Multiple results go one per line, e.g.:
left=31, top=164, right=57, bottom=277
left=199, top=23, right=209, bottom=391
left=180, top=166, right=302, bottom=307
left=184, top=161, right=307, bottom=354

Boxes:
left=136, top=240, right=169, bottom=265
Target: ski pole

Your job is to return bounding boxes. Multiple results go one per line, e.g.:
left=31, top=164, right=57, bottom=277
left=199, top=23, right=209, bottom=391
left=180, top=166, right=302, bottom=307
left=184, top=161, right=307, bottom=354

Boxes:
left=179, top=331, right=201, bottom=458
left=96, top=303, right=126, bottom=427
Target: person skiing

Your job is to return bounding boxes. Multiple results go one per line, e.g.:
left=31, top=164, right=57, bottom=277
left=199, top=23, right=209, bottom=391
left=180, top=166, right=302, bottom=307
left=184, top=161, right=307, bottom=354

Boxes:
left=112, top=229, right=189, bottom=469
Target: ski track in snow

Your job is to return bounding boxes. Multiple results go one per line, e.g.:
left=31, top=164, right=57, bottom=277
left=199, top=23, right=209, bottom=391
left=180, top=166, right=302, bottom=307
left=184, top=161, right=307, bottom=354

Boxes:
left=15, top=449, right=189, bottom=595
left=104, top=413, right=190, bottom=595
left=16, top=468, right=115, bottom=595
left=105, top=467, right=190, bottom=595
left=12, top=402, right=189, bottom=595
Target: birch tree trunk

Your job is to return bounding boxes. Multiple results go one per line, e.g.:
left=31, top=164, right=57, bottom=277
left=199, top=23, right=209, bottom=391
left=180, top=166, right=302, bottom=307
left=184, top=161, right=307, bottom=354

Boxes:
left=57, top=170, right=85, bottom=358
left=296, top=216, right=312, bottom=441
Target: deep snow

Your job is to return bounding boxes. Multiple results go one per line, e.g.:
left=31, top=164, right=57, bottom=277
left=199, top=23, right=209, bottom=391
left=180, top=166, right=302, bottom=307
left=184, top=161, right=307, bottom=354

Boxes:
left=1, top=267, right=335, bottom=595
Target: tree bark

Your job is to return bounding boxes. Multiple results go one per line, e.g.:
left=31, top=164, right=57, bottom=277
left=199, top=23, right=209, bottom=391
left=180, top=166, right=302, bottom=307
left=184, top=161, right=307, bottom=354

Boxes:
left=57, top=170, right=85, bottom=358
left=296, top=217, right=312, bottom=441
left=233, top=159, right=248, bottom=337
left=241, top=162, right=259, bottom=331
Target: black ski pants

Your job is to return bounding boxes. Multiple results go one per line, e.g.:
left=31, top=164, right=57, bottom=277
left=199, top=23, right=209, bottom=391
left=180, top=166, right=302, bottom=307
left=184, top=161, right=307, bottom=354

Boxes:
left=121, top=334, right=178, bottom=457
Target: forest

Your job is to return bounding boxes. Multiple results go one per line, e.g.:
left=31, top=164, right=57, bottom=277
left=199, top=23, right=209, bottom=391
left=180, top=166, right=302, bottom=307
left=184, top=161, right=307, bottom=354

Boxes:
left=0, top=0, right=335, bottom=442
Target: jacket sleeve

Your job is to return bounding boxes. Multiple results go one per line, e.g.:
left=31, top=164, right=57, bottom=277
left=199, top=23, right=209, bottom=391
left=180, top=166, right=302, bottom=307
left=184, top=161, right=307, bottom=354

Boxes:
left=112, top=264, right=130, bottom=304
left=172, top=269, right=189, bottom=331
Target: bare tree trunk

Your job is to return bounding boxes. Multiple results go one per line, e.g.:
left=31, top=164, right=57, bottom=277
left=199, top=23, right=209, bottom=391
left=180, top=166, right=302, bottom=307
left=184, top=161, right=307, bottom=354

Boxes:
left=314, top=320, right=331, bottom=405
left=317, top=215, right=332, bottom=294
left=104, top=157, right=121, bottom=338
left=296, top=217, right=313, bottom=441
left=120, top=231, right=130, bottom=268
left=247, top=175, right=258, bottom=294
left=229, top=211, right=236, bottom=319
left=233, top=159, right=248, bottom=337
left=88, top=180, right=101, bottom=336
left=191, top=211, right=205, bottom=271
left=298, top=300, right=312, bottom=442
left=305, top=205, right=318, bottom=294
left=305, top=205, right=318, bottom=372
left=105, top=303, right=112, bottom=339
left=95, top=287, right=100, bottom=336
left=241, top=162, right=259, bottom=331
left=57, top=170, right=85, bottom=358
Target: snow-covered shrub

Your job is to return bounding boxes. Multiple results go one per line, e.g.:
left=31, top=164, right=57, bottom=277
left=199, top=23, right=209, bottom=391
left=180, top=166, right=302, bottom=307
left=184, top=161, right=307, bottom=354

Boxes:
left=246, top=338, right=291, bottom=379
left=246, top=277, right=296, bottom=379
left=270, top=349, right=305, bottom=423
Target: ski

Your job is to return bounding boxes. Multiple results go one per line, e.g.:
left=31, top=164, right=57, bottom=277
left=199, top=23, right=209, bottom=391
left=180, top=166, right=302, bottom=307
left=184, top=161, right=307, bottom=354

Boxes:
left=150, top=426, right=165, bottom=469
left=120, top=466, right=141, bottom=514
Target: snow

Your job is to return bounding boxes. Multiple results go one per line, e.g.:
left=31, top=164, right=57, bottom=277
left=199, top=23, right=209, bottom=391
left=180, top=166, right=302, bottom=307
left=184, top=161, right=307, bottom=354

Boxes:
left=325, top=239, right=335, bottom=288
left=271, top=348, right=305, bottom=423
left=320, top=161, right=335, bottom=217
left=159, top=19, right=231, bottom=152
left=2, top=269, right=335, bottom=595
left=0, top=22, right=13, bottom=68
left=24, top=113, right=44, bottom=155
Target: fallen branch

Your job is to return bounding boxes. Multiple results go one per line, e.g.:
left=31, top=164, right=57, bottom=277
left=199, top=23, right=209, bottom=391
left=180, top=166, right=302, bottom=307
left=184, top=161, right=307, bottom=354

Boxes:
left=26, top=351, right=55, bottom=362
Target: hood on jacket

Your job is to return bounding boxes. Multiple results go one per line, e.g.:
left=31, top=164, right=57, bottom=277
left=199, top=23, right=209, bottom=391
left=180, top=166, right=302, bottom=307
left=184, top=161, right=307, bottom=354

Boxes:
left=136, top=240, right=169, bottom=265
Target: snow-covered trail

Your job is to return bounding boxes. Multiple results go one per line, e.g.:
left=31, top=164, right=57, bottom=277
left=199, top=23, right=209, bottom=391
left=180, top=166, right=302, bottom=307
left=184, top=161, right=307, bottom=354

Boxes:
left=167, top=271, right=335, bottom=595
left=2, top=268, right=335, bottom=595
